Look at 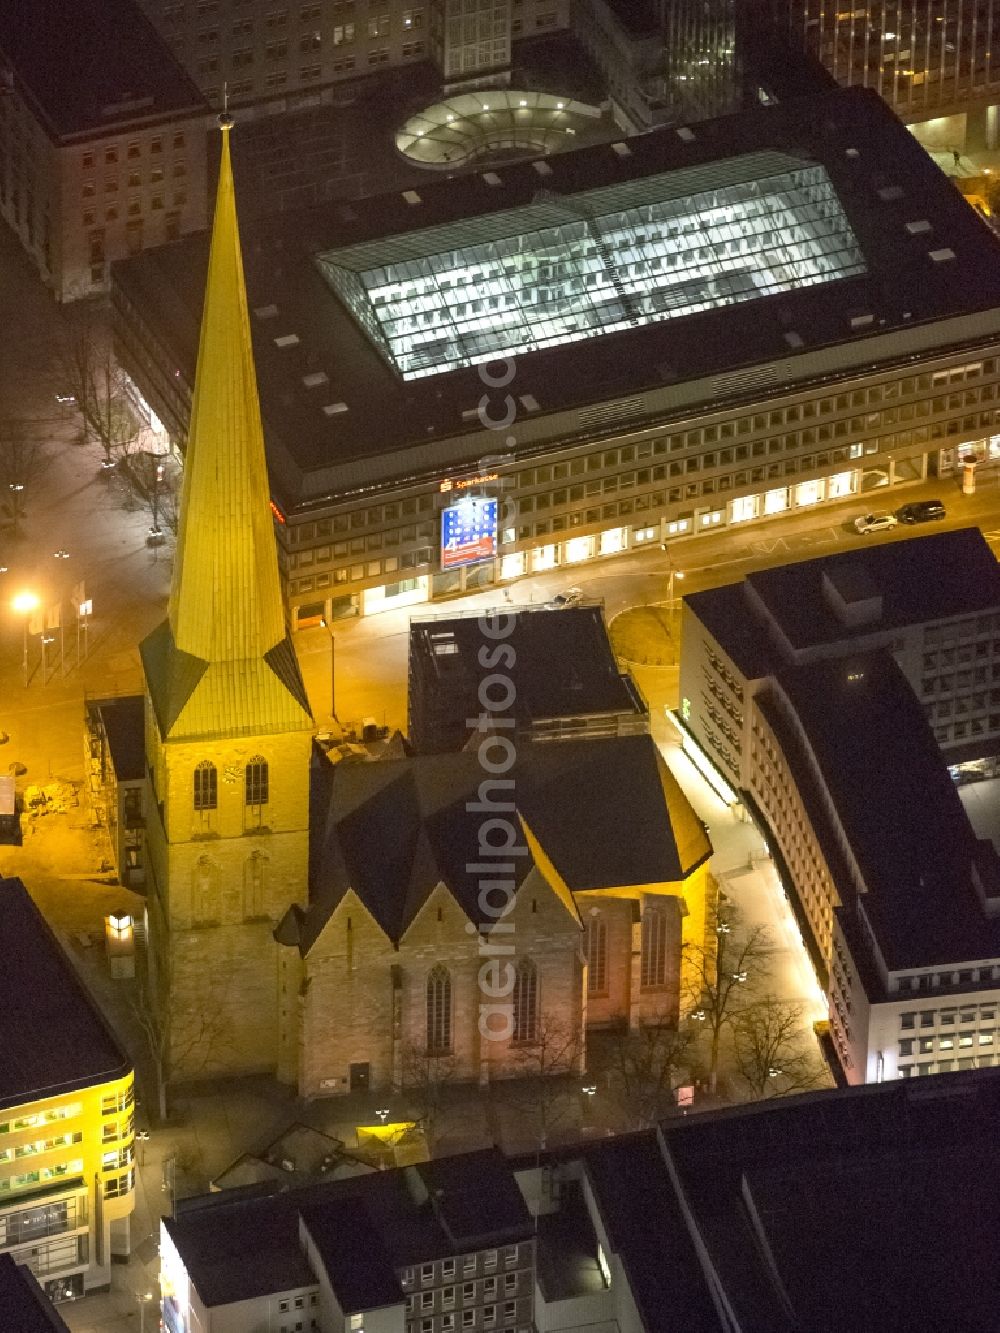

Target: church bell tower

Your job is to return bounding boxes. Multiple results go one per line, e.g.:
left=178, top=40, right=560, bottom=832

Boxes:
left=140, top=115, right=314, bottom=1080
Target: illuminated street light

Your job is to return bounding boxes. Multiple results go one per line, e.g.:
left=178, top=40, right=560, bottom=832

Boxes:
left=689, top=1009, right=706, bottom=1022
left=716, top=921, right=731, bottom=935
left=11, top=590, right=39, bottom=689
left=137, top=1290, right=156, bottom=1333
left=767, top=1067, right=782, bottom=1079
left=375, top=1107, right=390, bottom=1124
left=732, top=970, right=748, bottom=983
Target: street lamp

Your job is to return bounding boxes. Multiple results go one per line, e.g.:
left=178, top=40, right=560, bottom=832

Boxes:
left=149, top=457, right=166, bottom=541
left=137, top=1290, right=155, bottom=1333
left=11, top=590, right=39, bottom=688
left=731, top=970, right=748, bottom=983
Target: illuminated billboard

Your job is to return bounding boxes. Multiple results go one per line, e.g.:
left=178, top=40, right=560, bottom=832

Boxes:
left=441, top=496, right=498, bottom=570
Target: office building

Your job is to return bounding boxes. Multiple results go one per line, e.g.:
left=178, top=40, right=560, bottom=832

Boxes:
left=679, top=529, right=1000, bottom=1082
left=0, top=0, right=209, bottom=300
left=114, top=88, right=1000, bottom=628
left=0, top=879, right=136, bottom=1302
left=768, top=0, right=1000, bottom=151
left=407, top=605, right=647, bottom=753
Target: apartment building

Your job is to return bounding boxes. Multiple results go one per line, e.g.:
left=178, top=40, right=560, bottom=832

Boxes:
left=114, top=88, right=1000, bottom=627
left=0, top=0, right=209, bottom=300
left=160, top=1149, right=535, bottom=1333
left=0, top=879, right=136, bottom=1303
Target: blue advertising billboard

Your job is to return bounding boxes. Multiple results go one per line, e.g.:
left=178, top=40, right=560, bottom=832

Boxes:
left=441, top=496, right=498, bottom=570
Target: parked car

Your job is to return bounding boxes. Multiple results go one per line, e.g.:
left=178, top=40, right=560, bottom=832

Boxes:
left=896, top=498, right=946, bottom=524
left=854, top=512, right=898, bottom=535
left=548, top=587, right=583, bottom=608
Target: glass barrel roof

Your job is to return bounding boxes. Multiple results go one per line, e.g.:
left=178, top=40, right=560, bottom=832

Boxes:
left=315, top=151, right=867, bottom=381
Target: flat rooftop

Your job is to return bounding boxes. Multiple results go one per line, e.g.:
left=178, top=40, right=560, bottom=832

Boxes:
left=409, top=605, right=646, bottom=751
left=774, top=651, right=1000, bottom=971
left=661, top=1069, right=1000, bottom=1332
left=0, top=1254, right=69, bottom=1331
left=0, top=878, right=131, bottom=1111
left=91, top=695, right=145, bottom=783
left=113, top=87, right=1000, bottom=509
left=0, top=0, right=207, bottom=140
left=686, top=527, right=1000, bottom=674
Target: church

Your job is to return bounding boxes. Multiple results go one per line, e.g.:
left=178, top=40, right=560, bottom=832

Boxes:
left=134, top=116, right=714, bottom=1099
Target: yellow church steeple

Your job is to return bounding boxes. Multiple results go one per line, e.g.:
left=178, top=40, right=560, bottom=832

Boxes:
left=141, top=116, right=312, bottom=742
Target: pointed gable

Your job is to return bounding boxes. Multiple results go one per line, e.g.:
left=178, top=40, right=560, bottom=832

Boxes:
left=141, top=117, right=312, bottom=743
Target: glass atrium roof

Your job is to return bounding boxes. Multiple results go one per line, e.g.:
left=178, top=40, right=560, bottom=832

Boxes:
left=315, top=151, right=867, bottom=381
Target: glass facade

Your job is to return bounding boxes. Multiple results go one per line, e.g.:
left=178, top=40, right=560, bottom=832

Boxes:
left=316, top=153, right=866, bottom=380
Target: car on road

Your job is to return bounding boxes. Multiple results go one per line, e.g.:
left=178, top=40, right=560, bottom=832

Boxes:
left=854, top=512, right=898, bottom=535
left=548, top=587, right=583, bottom=608
left=896, top=498, right=946, bottom=524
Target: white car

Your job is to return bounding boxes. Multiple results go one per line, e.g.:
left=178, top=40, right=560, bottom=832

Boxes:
left=854, top=512, right=898, bottom=535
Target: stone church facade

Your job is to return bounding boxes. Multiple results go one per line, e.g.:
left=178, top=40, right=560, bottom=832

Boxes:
left=137, top=117, right=714, bottom=1100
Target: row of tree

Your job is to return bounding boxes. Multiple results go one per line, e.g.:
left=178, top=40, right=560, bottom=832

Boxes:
left=0, top=317, right=180, bottom=541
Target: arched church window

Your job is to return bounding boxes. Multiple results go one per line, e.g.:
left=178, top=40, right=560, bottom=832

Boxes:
left=641, top=907, right=667, bottom=989
left=513, top=959, right=538, bottom=1044
left=585, top=915, right=608, bottom=995
left=193, top=760, right=217, bottom=810
left=426, top=965, right=452, bottom=1055
left=245, top=756, right=269, bottom=806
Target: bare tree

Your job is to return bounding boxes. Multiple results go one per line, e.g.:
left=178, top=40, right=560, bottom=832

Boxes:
left=399, top=1044, right=458, bottom=1152
left=603, top=1013, right=697, bottom=1129
left=505, top=1015, right=584, bottom=1151
left=682, top=909, right=774, bottom=1093
left=61, top=320, right=140, bottom=469
left=128, top=979, right=234, bottom=1123
left=731, top=995, right=828, bottom=1101
left=125, top=449, right=180, bottom=538
left=0, top=420, right=48, bottom=536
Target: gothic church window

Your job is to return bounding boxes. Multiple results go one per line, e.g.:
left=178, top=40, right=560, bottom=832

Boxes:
left=427, top=965, right=452, bottom=1055
left=245, top=756, right=269, bottom=806
left=194, top=760, right=217, bottom=810
left=512, top=959, right=538, bottom=1043
left=641, top=907, right=667, bottom=989
left=585, top=915, right=607, bottom=995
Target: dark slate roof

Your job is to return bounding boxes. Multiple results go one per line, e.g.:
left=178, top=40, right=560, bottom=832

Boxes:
left=113, top=87, right=1000, bottom=509
left=0, top=0, right=207, bottom=140
left=0, top=878, right=131, bottom=1111
left=408, top=606, right=646, bottom=753
left=95, top=695, right=145, bottom=782
left=773, top=650, right=1000, bottom=971
left=301, top=1199, right=402, bottom=1312
left=0, top=1255, right=70, bottom=1331
left=583, top=1133, right=720, bottom=1332
left=660, top=1070, right=1000, bottom=1333
left=166, top=1150, right=533, bottom=1309
left=417, top=1149, right=530, bottom=1244
left=300, top=734, right=709, bottom=948
left=685, top=527, right=1000, bottom=677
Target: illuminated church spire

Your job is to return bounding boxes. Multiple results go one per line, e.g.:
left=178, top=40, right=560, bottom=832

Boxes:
left=141, top=116, right=312, bottom=741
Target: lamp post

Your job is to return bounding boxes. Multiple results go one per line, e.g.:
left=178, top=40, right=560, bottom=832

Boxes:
left=320, top=616, right=336, bottom=720
left=149, top=456, right=165, bottom=542
left=11, top=590, right=39, bottom=688
left=137, top=1290, right=155, bottom=1333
